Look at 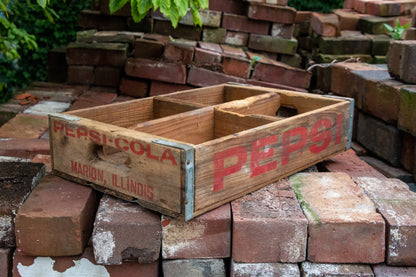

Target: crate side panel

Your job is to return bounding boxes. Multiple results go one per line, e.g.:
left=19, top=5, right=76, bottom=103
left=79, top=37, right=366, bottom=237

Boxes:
left=217, top=92, right=280, bottom=116
left=163, top=85, right=226, bottom=105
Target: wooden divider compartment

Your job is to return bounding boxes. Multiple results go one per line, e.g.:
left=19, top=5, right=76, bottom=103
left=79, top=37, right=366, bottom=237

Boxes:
left=49, top=84, right=353, bottom=220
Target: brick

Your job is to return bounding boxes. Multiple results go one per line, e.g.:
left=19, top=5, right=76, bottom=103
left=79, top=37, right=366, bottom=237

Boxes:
left=23, top=101, right=71, bottom=116
left=387, top=40, right=404, bottom=80
left=387, top=41, right=416, bottom=84
left=356, top=177, right=416, bottom=265
left=134, top=38, right=165, bottom=59
left=149, top=81, right=193, bottom=97
left=78, top=10, right=128, bottom=31
left=99, top=0, right=131, bottom=16
left=311, top=13, right=340, bottom=37
left=319, top=149, right=386, bottom=179
left=22, top=82, right=83, bottom=103
left=15, top=175, right=97, bottom=256
left=252, top=60, right=311, bottom=89
left=31, top=154, right=52, bottom=174
left=354, top=0, right=372, bottom=13
left=232, top=180, right=307, bottom=263
left=367, top=1, right=401, bottom=17
left=318, top=31, right=372, bottom=54
left=314, top=63, right=332, bottom=92
left=67, top=65, right=95, bottom=85
left=154, top=20, right=202, bottom=41
left=179, top=9, right=222, bottom=27
left=68, top=89, right=117, bottom=111
left=202, top=27, right=226, bottom=43
left=222, top=13, right=270, bottom=35
left=0, top=114, right=48, bottom=139
left=187, top=67, right=246, bottom=87
left=66, top=42, right=128, bottom=66
left=0, top=139, right=50, bottom=159
left=248, top=3, right=297, bottom=24
left=290, top=172, right=385, bottom=263
left=47, top=46, right=67, bottom=83
left=209, top=0, right=247, bottom=15
left=271, top=23, right=295, bottom=39
left=279, top=53, right=302, bottom=68
left=194, top=48, right=222, bottom=66
left=358, top=15, right=393, bottom=34
left=295, top=11, right=313, bottom=23
left=373, top=264, right=416, bottom=276
left=369, top=34, right=391, bottom=56
left=79, top=31, right=138, bottom=48
left=162, top=204, right=231, bottom=259
left=225, top=31, right=249, bottom=46
left=248, top=34, right=297, bottom=55
left=95, top=66, right=122, bottom=87
left=357, top=112, right=402, bottom=167
left=143, top=33, right=171, bottom=43
left=405, top=27, right=416, bottom=39
left=0, top=248, right=12, bottom=277
left=301, top=262, right=374, bottom=277
left=0, top=162, right=44, bottom=247
left=360, top=156, right=413, bottom=182
left=198, top=41, right=223, bottom=53
left=401, top=133, right=416, bottom=172
left=92, top=195, right=160, bottom=265
left=231, top=260, right=300, bottom=277
left=125, top=58, right=187, bottom=84
left=163, top=259, right=225, bottom=277
left=0, top=104, right=25, bottom=127
left=220, top=44, right=246, bottom=57
left=119, top=77, right=149, bottom=98
left=246, top=79, right=308, bottom=93
left=163, top=41, right=195, bottom=64
left=315, top=53, right=373, bottom=64
left=127, top=16, right=153, bottom=33
left=334, top=9, right=362, bottom=30
left=13, top=247, right=159, bottom=277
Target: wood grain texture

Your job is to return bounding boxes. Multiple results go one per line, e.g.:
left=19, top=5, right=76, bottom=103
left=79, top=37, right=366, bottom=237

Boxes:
left=217, top=92, right=280, bottom=116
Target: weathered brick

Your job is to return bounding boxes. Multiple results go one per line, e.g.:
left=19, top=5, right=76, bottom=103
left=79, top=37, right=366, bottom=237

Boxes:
left=163, top=41, right=195, bottom=64
left=13, top=247, right=159, bottom=277
left=318, top=31, right=372, bottom=54
left=387, top=41, right=416, bottom=84
left=248, top=34, right=297, bottom=55
left=15, top=175, right=97, bottom=256
left=179, top=9, right=222, bottom=27
left=248, top=3, right=296, bottom=24
left=47, top=46, right=67, bottom=83
left=198, top=41, right=223, bottom=53
left=358, top=15, right=393, bottom=34
left=163, top=259, right=225, bottom=277
left=194, top=48, right=222, bottom=66
left=231, top=260, right=300, bottom=277
left=0, top=139, right=50, bottom=159
left=225, top=31, right=249, bottom=46
left=222, top=55, right=251, bottom=79
left=301, top=262, right=374, bottom=277
left=154, top=20, right=202, bottom=41
left=162, top=204, right=231, bottom=259
left=279, top=53, right=302, bottom=68
left=95, top=66, right=122, bottom=87
left=78, top=10, right=128, bottom=31
left=0, top=248, right=12, bottom=277
left=271, top=23, right=295, bottom=39
left=334, top=9, right=362, bottom=30
left=0, top=162, right=44, bottom=247
left=252, top=60, right=311, bottom=89
left=357, top=112, right=402, bottom=167
left=354, top=0, right=372, bottom=14
left=127, top=16, right=153, bottom=33
left=92, top=195, right=160, bottom=265
left=367, top=1, right=401, bottom=17
left=399, top=86, right=416, bottom=136
left=373, top=264, right=416, bottom=277
left=220, top=44, right=246, bottom=57
left=405, top=27, right=416, bottom=39
left=401, top=133, right=416, bottom=172
left=369, top=34, right=391, bottom=56
left=356, top=177, right=416, bottom=265
left=23, top=100, right=71, bottom=116
left=232, top=180, right=307, bottom=263
left=125, top=58, right=187, bottom=84
left=0, top=114, right=48, bottom=139
left=68, top=89, right=117, bottom=111
left=311, top=13, right=340, bottom=37
left=360, top=156, right=413, bottom=182
left=134, top=38, right=165, bottom=59
left=295, top=11, right=313, bottom=23
left=78, top=31, right=138, bottom=48
left=66, top=42, right=128, bottom=66
left=222, top=13, right=270, bottom=35
left=202, top=27, right=227, bottom=43
left=290, top=172, right=385, bottom=263
left=119, top=77, right=149, bottom=98
left=209, top=0, right=247, bottom=15
left=315, top=53, right=373, bottom=64
left=67, top=65, right=95, bottom=85
left=319, top=149, right=386, bottom=179
left=149, top=81, right=193, bottom=96
left=187, top=67, right=246, bottom=87
left=31, top=154, right=52, bottom=174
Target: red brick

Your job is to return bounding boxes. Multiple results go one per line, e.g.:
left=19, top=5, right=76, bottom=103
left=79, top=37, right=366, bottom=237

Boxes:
left=95, top=66, right=122, bottom=87
left=231, top=261, right=300, bottom=277
left=401, top=133, right=416, bottom=172
left=295, top=11, right=313, bottom=23
left=66, top=42, right=128, bottom=66
left=246, top=79, right=308, bottom=93
left=248, top=3, right=297, bottom=24
left=67, top=65, right=95, bottom=85
left=31, top=154, right=52, bottom=174
left=162, top=204, right=231, bottom=259
left=143, top=33, right=171, bottom=43
left=301, top=262, right=374, bottom=277
left=311, top=13, right=340, bottom=37
left=119, top=77, right=149, bottom=98
left=367, top=1, right=401, bottom=17
left=387, top=40, right=403, bottom=79
left=356, top=177, right=416, bottom=265
left=209, top=0, right=247, bottom=15
left=388, top=41, right=416, bottom=84
left=232, top=180, right=307, bottom=263
left=149, top=81, right=193, bottom=96
left=202, top=27, right=227, bottom=43
left=290, top=172, right=385, bottom=263
left=194, top=48, right=222, bottom=66
left=153, top=20, right=202, bottom=41
left=222, top=55, right=251, bottom=79
left=67, top=90, right=117, bottom=111
left=252, top=60, right=311, bottom=89
left=271, top=23, right=295, bottom=39
left=0, top=248, right=12, bottom=277
left=13, top=247, right=159, bottom=277
left=334, top=9, right=362, bottom=30
left=248, top=34, right=297, bottom=55
left=198, top=41, right=222, bottom=53
left=361, top=155, right=413, bottom=182
left=163, top=259, right=225, bottom=277
left=47, top=46, right=67, bottom=83
left=220, top=44, right=247, bottom=57
left=222, top=13, right=270, bottom=35
left=354, top=0, right=371, bottom=14
left=92, top=195, right=160, bottom=265
left=0, top=162, right=45, bottom=247
left=114, top=95, right=136, bottom=102
left=0, top=114, right=48, bottom=139
left=15, top=175, right=98, bottom=256
left=344, top=0, right=354, bottom=9
left=78, top=10, right=128, bottom=31
left=319, top=149, right=386, bottom=179
left=399, top=86, right=416, bottom=136
left=125, top=58, right=187, bottom=84
left=0, top=139, right=50, bottom=159
left=405, top=27, right=416, bottom=39
left=225, top=31, right=249, bottom=46
left=373, top=264, right=416, bottom=277
left=163, top=41, right=195, bottom=64
left=187, top=67, right=246, bottom=87
left=134, top=38, right=165, bottom=59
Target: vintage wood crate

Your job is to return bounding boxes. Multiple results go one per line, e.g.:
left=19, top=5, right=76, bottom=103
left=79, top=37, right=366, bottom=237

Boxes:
left=49, top=84, right=353, bottom=220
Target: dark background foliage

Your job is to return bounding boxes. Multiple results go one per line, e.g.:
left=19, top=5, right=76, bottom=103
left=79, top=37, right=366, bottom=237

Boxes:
left=288, top=0, right=344, bottom=13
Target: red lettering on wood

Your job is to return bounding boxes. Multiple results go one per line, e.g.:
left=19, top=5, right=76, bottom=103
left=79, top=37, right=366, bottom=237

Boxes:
left=250, top=135, right=278, bottom=178
left=213, top=146, right=247, bottom=192
left=309, top=119, right=332, bottom=154
left=282, top=127, right=308, bottom=166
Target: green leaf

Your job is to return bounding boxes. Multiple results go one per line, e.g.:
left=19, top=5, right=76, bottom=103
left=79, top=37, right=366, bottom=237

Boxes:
left=383, top=23, right=394, bottom=32
left=173, top=0, right=187, bottom=17
left=404, top=22, right=411, bottom=29
left=169, top=0, right=180, bottom=28
left=152, top=0, right=161, bottom=10
left=139, top=0, right=153, bottom=14
left=160, top=0, right=171, bottom=17
left=130, top=0, right=147, bottom=22
left=109, top=0, right=129, bottom=14
left=36, top=0, right=47, bottom=9
left=190, top=0, right=202, bottom=27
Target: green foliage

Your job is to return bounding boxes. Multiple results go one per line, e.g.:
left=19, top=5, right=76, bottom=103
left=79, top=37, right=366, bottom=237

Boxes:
left=384, top=19, right=411, bottom=40
left=288, top=0, right=343, bottom=13
left=109, top=0, right=209, bottom=28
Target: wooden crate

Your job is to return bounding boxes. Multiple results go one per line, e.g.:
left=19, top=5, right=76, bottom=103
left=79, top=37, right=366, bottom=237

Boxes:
left=49, top=84, right=354, bottom=220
